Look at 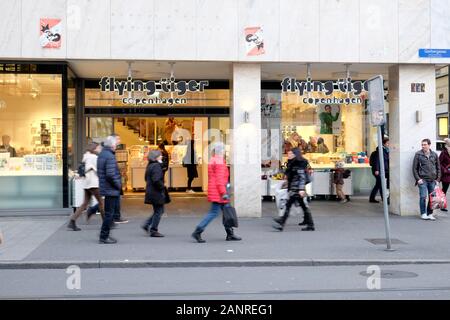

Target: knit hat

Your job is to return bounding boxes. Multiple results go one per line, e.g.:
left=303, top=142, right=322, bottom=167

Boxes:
left=148, top=149, right=162, bottom=161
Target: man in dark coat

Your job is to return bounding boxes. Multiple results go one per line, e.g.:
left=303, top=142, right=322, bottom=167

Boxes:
left=142, top=150, right=167, bottom=237
left=369, top=137, right=390, bottom=203
left=273, top=148, right=314, bottom=231
left=97, top=135, right=122, bottom=244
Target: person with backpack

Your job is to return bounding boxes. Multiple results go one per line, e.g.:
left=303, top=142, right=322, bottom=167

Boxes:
left=273, top=148, right=315, bottom=231
left=413, top=138, right=441, bottom=220
left=68, top=142, right=104, bottom=231
left=333, top=161, right=348, bottom=203
left=369, top=137, right=390, bottom=203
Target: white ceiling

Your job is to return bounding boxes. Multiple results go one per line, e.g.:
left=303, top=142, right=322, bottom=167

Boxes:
left=68, top=60, right=394, bottom=81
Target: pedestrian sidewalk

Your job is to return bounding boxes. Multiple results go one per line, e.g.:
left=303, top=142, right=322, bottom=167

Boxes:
left=1, top=199, right=450, bottom=268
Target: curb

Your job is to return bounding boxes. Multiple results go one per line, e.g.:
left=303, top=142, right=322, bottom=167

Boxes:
left=2, top=259, right=450, bottom=269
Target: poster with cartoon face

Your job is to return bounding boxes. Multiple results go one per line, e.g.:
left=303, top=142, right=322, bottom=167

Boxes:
left=245, top=26, right=265, bottom=56
left=40, top=18, right=62, bottom=48
left=317, top=104, right=342, bottom=135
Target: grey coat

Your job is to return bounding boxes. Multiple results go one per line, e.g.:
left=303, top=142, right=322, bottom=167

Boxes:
left=412, top=150, right=441, bottom=183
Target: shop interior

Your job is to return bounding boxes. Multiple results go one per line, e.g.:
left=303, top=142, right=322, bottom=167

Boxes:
left=0, top=73, right=64, bottom=209
left=87, top=116, right=230, bottom=196
left=261, top=88, right=384, bottom=199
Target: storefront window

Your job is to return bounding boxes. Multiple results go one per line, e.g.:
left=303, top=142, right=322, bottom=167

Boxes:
left=261, top=84, right=375, bottom=195
left=0, top=73, right=63, bottom=209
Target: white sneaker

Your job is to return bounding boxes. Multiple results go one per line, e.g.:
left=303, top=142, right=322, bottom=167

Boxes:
left=186, top=189, right=195, bottom=194
left=421, top=214, right=430, bottom=220
left=428, top=215, right=436, bottom=221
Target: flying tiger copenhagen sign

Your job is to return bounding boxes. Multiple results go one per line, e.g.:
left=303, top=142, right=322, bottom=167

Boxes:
left=281, top=77, right=368, bottom=105
left=99, top=77, right=209, bottom=106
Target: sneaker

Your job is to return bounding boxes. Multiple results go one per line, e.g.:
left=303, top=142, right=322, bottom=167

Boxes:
left=428, top=215, right=436, bottom=221
left=114, top=218, right=129, bottom=224
left=421, top=214, right=430, bottom=220
left=186, top=189, right=195, bottom=194
left=440, top=208, right=448, bottom=212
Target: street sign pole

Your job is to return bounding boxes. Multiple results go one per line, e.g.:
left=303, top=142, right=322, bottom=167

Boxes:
left=377, top=125, right=393, bottom=251
left=367, top=75, right=395, bottom=252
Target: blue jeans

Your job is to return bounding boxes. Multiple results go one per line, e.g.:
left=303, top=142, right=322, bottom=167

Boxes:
left=197, top=202, right=230, bottom=231
left=144, top=204, right=164, bottom=232
left=100, top=196, right=120, bottom=240
left=418, top=181, right=436, bottom=215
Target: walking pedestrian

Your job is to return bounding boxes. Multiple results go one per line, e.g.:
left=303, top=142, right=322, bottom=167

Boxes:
left=68, top=142, right=104, bottom=231
left=183, top=139, right=198, bottom=193
left=191, top=142, right=241, bottom=243
left=438, top=138, right=450, bottom=212
left=97, top=135, right=122, bottom=244
left=141, top=150, right=168, bottom=237
left=412, top=138, right=441, bottom=220
left=369, top=137, right=390, bottom=203
left=273, top=148, right=315, bottom=231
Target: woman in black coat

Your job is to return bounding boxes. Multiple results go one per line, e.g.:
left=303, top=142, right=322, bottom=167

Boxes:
left=142, top=150, right=168, bottom=237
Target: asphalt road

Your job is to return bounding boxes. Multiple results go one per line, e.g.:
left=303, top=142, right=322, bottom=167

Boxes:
left=1, top=264, right=450, bottom=300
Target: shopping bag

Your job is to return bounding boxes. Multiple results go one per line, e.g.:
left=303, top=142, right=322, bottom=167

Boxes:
left=274, top=183, right=301, bottom=217
left=429, top=186, right=447, bottom=210
left=222, top=206, right=239, bottom=228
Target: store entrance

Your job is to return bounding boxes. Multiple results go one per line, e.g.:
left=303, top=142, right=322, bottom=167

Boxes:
left=86, top=115, right=230, bottom=217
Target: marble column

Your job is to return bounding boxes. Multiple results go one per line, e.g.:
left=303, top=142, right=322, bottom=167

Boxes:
left=388, top=65, right=437, bottom=216
left=230, top=64, right=262, bottom=217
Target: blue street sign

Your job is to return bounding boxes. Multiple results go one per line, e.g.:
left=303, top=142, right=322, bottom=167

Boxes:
left=419, top=49, right=450, bottom=58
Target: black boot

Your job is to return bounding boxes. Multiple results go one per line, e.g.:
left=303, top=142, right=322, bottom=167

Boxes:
left=67, top=220, right=81, bottom=231
left=225, top=228, right=242, bottom=241
left=191, top=228, right=205, bottom=243
left=298, top=221, right=307, bottom=226
left=273, top=216, right=286, bottom=231
left=301, top=225, right=315, bottom=231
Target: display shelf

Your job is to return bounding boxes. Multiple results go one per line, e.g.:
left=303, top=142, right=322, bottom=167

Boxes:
left=0, top=170, right=62, bottom=176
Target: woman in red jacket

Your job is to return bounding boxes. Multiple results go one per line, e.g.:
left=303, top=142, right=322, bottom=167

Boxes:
left=191, top=143, right=242, bottom=243
left=439, top=138, right=450, bottom=212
